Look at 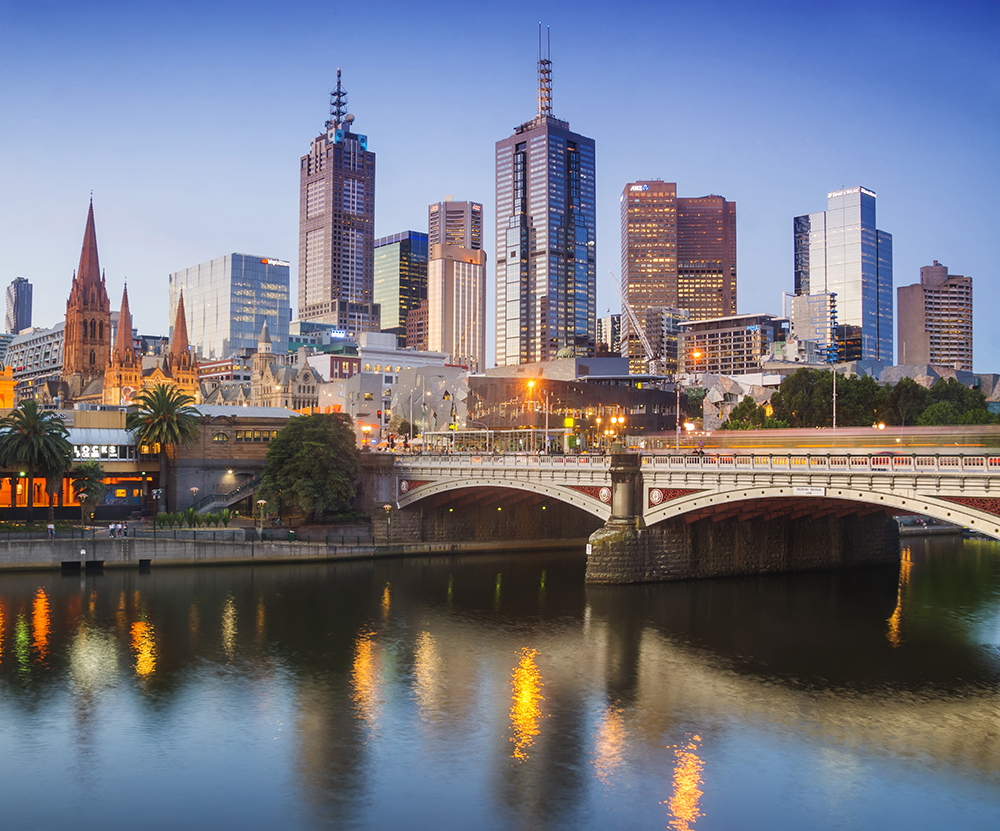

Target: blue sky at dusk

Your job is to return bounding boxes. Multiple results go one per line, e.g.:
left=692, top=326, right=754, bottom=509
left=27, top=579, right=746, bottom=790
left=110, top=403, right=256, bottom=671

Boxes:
left=2, top=0, right=997, bottom=369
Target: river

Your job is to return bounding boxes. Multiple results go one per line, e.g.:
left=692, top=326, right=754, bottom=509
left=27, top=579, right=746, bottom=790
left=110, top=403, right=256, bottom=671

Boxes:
left=1, top=535, right=999, bottom=829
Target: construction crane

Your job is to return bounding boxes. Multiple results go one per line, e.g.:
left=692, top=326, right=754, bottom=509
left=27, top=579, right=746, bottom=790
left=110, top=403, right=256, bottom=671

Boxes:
left=609, top=270, right=656, bottom=372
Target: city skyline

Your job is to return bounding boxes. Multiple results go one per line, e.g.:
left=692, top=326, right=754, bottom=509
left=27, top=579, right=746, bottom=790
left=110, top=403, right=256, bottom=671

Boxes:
left=2, top=1, right=997, bottom=369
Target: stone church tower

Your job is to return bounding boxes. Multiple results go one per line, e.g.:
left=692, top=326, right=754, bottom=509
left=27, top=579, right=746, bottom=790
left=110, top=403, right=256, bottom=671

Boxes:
left=62, top=200, right=111, bottom=398
left=103, top=283, right=141, bottom=405
left=160, top=291, right=201, bottom=401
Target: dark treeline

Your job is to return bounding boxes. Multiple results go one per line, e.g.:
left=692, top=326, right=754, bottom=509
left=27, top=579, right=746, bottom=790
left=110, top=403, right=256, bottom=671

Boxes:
left=722, top=369, right=998, bottom=430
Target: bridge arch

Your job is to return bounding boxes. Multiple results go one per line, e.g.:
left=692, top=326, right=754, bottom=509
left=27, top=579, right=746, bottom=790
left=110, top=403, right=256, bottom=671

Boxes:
left=397, top=477, right=612, bottom=521
left=643, top=485, right=1000, bottom=541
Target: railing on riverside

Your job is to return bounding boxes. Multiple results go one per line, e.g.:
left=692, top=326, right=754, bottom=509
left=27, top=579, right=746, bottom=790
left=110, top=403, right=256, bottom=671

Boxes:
left=397, top=451, right=1000, bottom=475
left=190, top=476, right=262, bottom=513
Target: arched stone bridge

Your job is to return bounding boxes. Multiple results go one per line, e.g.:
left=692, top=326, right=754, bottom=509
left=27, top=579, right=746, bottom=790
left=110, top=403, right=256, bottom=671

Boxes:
left=395, top=451, right=1000, bottom=541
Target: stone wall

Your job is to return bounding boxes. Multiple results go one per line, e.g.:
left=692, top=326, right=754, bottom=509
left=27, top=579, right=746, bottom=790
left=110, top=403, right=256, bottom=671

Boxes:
left=587, top=512, right=900, bottom=584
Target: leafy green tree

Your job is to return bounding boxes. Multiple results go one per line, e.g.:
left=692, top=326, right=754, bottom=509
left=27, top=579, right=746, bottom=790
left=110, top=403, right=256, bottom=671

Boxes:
left=0, top=400, right=73, bottom=523
left=259, top=414, right=361, bottom=523
left=685, top=388, right=706, bottom=419
left=770, top=369, right=833, bottom=427
left=917, top=401, right=962, bottom=426
left=885, top=377, right=932, bottom=426
left=71, top=460, right=106, bottom=525
left=126, top=385, right=201, bottom=511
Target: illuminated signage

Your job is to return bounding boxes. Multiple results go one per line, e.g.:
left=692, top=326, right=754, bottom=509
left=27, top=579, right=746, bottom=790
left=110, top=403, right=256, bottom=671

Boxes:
left=74, top=444, right=119, bottom=460
left=827, top=187, right=876, bottom=200
left=329, top=329, right=347, bottom=338
left=629, top=184, right=650, bottom=192
left=260, top=258, right=290, bottom=267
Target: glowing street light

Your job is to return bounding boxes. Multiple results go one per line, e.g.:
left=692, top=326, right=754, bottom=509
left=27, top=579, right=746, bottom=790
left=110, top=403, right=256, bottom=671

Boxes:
left=256, top=499, right=267, bottom=537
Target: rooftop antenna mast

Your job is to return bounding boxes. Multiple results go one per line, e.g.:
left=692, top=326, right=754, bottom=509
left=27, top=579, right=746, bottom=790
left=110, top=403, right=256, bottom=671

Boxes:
left=537, top=23, right=552, bottom=117
left=326, top=68, right=348, bottom=130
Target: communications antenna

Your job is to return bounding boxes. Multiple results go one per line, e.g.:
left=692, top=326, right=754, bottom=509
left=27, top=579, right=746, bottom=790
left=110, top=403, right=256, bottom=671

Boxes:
left=537, top=24, right=552, bottom=116
left=326, top=68, right=348, bottom=130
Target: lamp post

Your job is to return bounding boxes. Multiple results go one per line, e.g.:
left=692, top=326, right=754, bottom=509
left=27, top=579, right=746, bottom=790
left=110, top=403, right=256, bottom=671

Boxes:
left=466, top=419, right=492, bottom=453
left=190, top=486, right=199, bottom=508
left=382, top=503, right=391, bottom=544
left=79, top=493, right=87, bottom=529
left=256, top=499, right=267, bottom=538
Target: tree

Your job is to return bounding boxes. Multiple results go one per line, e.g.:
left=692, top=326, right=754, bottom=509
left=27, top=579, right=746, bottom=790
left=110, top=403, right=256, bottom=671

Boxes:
left=885, top=377, right=931, bottom=426
left=258, top=413, right=361, bottom=523
left=387, top=412, right=413, bottom=439
left=71, top=460, right=106, bottom=525
left=685, top=388, right=706, bottom=419
left=0, top=400, right=73, bottom=523
left=917, top=401, right=962, bottom=426
left=126, top=384, right=201, bottom=512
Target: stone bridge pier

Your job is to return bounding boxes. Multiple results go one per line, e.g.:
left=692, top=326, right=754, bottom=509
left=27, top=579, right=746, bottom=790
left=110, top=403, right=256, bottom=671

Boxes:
left=586, top=452, right=901, bottom=584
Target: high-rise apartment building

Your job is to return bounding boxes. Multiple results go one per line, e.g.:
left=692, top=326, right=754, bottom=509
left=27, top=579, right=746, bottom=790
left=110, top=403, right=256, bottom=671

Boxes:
left=789, top=292, right=838, bottom=357
left=169, top=254, right=290, bottom=360
left=620, top=182, right=736, bottom=371
left=298, top=69, right=379, bottom=335
left=428, top=198, right=483, bottom=250
left=5, top=276, right=31, bottom=334
left=428, top=244, right=487, bottom=372
left=597, top=314, right=621, bottom=356
left=897, top=260, right=972, bottom=370
left=793, top=186, right=893, bottom=362
left=374, top=232, right=428, bottom=346
left=494, top=33, right=596, bottom=366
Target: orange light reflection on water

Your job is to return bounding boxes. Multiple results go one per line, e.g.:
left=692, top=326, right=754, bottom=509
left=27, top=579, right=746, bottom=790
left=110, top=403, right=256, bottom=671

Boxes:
left=509, top=647, right=544, bottom=762
left=886, top=547, right=913, bottom=648
left=381, top=584, right=391, bottom=618
left=32, top=589, right=50, bottom=663
left=0, top=600, right=5, bottom=666
left=131, top=620, right=157, bottom=677
left=593, top=703, right=627, bottom=784
left=351, top=630, right=382, bottom=724
left=664, top=735, right=705, bottom=831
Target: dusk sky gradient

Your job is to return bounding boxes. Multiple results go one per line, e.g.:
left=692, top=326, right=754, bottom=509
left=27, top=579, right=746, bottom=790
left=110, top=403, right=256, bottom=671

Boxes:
left=2, top=0, right=997, bottom=369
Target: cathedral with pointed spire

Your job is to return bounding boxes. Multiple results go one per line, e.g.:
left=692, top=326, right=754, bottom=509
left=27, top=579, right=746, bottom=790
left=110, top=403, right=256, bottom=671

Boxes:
left=62, top=199, right=112, bottom=399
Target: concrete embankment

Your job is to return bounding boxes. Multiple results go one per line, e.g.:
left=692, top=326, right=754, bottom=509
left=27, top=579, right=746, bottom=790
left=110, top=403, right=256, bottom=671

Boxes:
left=0, top=536, right=591, bottom=572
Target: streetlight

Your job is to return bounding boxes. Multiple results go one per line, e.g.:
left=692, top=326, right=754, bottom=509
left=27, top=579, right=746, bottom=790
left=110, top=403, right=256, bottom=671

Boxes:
left=256, top=499, right=267, bottom=538
left=382, top=503, right=391, bottom=544
left=361, top=423, right=372, bottom=448
left=79, top=493, right=88, bottom=528
left=190, top=486, right=199, bottom=507
left=677, top=349, right=703, bottom=451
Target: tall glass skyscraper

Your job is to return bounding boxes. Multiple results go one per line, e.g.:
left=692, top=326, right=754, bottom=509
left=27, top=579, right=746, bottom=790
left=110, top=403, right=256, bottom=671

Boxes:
left=494, top=34, right=596, bottom=366
left=297, top=69, right=379, bottom=335
left=5, top=276, right=32, bottom=334
left=168, top=254, right=290, bottom=359
left=794, top=187, right=893, bottom=362
left=374, top=231, right=428, bottom=346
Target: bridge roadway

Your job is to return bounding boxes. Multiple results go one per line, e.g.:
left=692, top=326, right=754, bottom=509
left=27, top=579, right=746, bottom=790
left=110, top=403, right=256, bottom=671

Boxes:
left=395, top=450, right=1000, bottom=541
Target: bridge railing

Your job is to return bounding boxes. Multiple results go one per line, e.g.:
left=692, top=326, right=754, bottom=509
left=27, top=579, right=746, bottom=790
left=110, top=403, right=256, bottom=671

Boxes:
left=641, top=453, right=1000, bottom=475
left=398, top=451, right=1000, bottom=476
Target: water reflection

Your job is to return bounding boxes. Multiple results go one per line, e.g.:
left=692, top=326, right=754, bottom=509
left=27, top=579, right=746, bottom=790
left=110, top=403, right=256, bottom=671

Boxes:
left=510, top=647, right=544, bottom=761
left=593, top=703, right=627, bottom=784
left=0, top=542, right=997, bottom=829
left=221, top=594, right=237, bottom=659
left=130, top=620, right=156, bottom=678
left=31, top=588, right=50, bottom=664
left=886, top=546, right=913, bottom=648
left=665, top=735, right=704, bottom=831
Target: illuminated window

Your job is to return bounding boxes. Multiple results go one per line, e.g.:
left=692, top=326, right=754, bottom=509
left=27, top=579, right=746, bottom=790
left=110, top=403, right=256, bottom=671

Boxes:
left=212, top=432, right=229, bottom=442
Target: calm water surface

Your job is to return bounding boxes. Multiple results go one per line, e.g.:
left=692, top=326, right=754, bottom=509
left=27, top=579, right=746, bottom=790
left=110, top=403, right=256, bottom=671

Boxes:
left=2, top=536, right=1000, bottom=829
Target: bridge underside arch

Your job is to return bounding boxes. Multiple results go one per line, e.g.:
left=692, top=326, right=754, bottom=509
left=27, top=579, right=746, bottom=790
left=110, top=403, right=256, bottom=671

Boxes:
left=644, top=486, right=1000, bottom=541
left=398, top=479, right=611, bottom=521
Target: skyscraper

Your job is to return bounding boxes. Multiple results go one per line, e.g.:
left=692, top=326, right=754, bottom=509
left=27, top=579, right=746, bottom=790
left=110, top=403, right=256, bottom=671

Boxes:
left=793, top=187, right=893, bottom=362
left=5, top=276, right=31, bottom=334
left=374, top=231, right=428, bottom=346
left=298, top=69, right=378, bottom=335
left=428, top=198, right=483, bottom=250
left=897, top=260, right=972, bottom=370
left=620, top=182, right=736, bottom=371
left=494, top=29, right=596, bottom=366
left=428, top=244, right=487, bottom=372
left=169, top=254, right=291, bottom=359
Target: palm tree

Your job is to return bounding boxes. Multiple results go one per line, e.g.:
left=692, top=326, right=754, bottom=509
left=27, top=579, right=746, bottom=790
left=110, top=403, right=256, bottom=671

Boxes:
left=0, top=400, right=74, bottom=524
left=71, top=460, right=106, bottom=526
left=126, top=385, right=201, bottom=512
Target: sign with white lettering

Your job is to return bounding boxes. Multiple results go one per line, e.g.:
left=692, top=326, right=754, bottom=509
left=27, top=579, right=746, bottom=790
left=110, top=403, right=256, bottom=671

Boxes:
left=793, top=486, right=826, bottom=496
left=74, top=444, right=119, bottom=460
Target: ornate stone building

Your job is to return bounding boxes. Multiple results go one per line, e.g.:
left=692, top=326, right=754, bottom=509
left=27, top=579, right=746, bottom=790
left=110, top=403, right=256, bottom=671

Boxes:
left=249, top=321, right=320, bottom=410
left=62, top=200, right=111, bottom=400
left=103, top=284, right=141, bottom=405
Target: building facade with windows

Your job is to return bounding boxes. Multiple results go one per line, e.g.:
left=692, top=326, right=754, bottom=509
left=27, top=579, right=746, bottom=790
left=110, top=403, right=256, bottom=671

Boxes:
left=679, top=313, right=783, bottom=377
left=427, top=243, right=487, bottom=372
left=297, top=70, right=378, bottom=334
left=793, top=186, right=893, bottom=362
left=897, top=260, right=973, bottom=370
left=5, top=276, right=31, bottom=334
left=597, top=314, right=621, bottom=356
left=495, top=46, right=596, bottom=365
left=620, top=181, right=736, bottom=372
left=374, top=231, right=427, bottom=346
left=169, top=253, right=290, bottom=360
left=428, top=198, right=483, bottom=250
